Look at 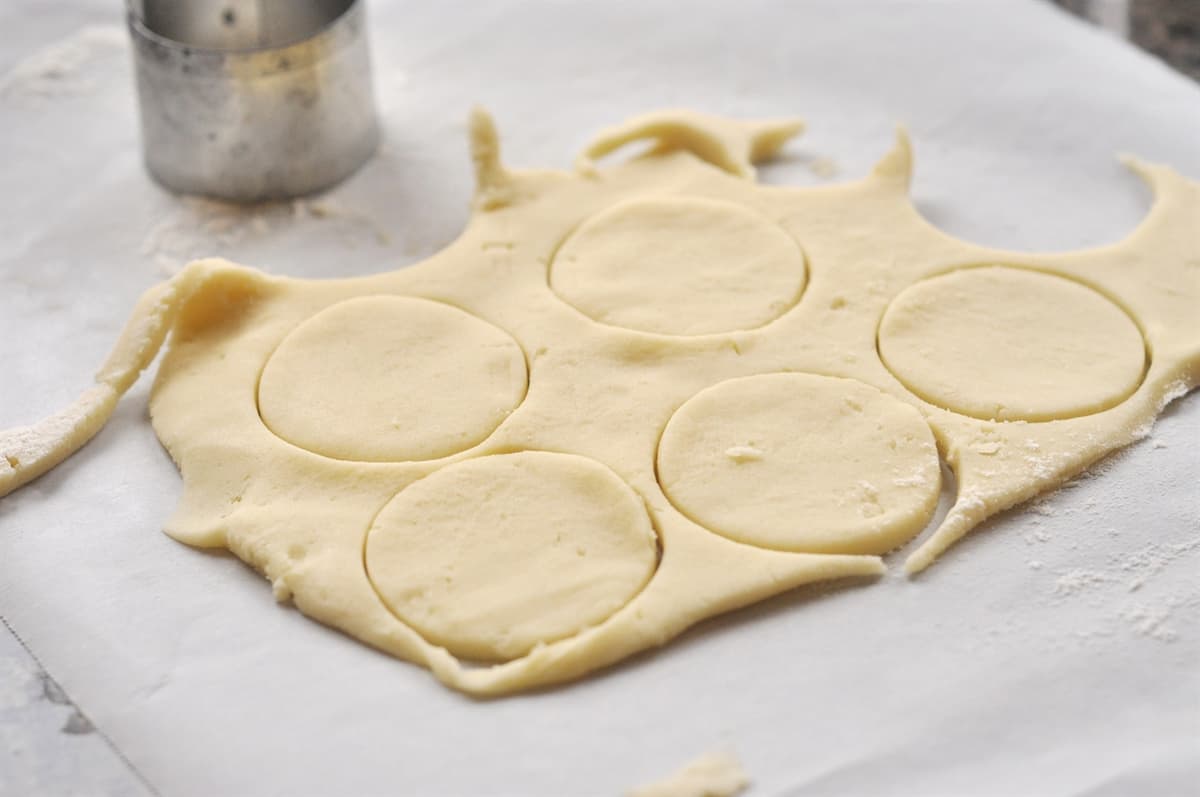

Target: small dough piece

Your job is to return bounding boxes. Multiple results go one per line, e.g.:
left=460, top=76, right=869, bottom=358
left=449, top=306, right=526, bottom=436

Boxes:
left=878, top=266, right=1146, bottom=422
left=627, top=752, right=749, bottom=797
left=258, top=296, right=527, bottom=462
left=365, top=451, right=658, bottom=661
left=657, top=373, right=940, bottom=554
left=550, top=197, right=806, bottom=335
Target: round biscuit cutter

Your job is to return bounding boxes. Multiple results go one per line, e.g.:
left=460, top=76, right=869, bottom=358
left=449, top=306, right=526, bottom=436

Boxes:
left=127, top=0, right=380, bottom=202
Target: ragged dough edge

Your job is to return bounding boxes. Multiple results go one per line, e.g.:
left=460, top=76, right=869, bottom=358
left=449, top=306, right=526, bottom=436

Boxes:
left=0, top=259, right=271, bottom=499
left=125, top=252, right=888, bottom=695
left=905, top=369, right=1198, bottom=575
left=899, top=160, right=1200, bottom=574
left=207, top=455, right=885, bottom=696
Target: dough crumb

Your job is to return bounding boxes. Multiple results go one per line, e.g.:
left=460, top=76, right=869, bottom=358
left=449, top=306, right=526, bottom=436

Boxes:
left=1022, top=528, right=1051, bottom=545
left=271, top=577, right=292, bottom=603
left=724, top=445, right=763, bottom=463
left=1027, top=498, right=1057, bottom=517
left=627, top=752, right=749, bottom=797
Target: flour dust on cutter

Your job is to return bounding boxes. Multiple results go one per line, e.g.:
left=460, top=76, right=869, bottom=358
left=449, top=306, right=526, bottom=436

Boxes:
left=1, top=108, right=1197, bottom=695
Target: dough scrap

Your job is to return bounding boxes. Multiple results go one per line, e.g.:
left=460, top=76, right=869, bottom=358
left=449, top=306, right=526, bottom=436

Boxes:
left=627, top=751, right=749, bottom=797
left=1, top=110, right=1197, bottom=696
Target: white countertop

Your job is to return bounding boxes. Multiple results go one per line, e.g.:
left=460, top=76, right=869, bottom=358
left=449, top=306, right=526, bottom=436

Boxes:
left=1, top=1, right=1198, bottom=795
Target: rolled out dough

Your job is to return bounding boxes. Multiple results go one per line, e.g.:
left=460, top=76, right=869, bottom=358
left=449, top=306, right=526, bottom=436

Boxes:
left=657, top=373, right=940, bottom=554
left=365, top=451, right=658, bottom=662
left=550, top=196, right=807, bottom=335
left=259, top=295, right=528, bottom=462
left=0, top=108, right=1196, bottom=696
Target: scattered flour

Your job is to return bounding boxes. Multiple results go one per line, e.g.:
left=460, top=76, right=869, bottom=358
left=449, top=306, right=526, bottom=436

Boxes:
left=0, top=654, right=39, bottom=712
left=0, top=25, right=125, bottom=100
left=1120, top=603, right=1177, bottom=642
left=1016, top=455, right=1198, bottom=649
left=1026, top=497, right=1058, bottom=517
left=1053, top=568, right=1112, bottom=596
left=893, top=471, right=929, bottom=487
left=1036, top=530, right=1199, bottom=646
left=1114, top=538, right=1200, bottom=592
left=1022, top=527, right=1051, bottom=545
left=142, top=196, right=389, bottom=274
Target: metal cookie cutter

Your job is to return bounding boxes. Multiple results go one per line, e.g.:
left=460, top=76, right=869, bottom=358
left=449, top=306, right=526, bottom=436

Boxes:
left=127, top=0, right=380, bottom=202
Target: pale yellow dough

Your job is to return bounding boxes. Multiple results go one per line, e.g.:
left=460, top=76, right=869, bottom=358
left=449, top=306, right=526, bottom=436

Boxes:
left=657, top=373, right=940, bottom=554
left=550, top=196, right=807, bottom=335
left=365, top=451, right=657, bottom=661
left=258, top=295, right=527, bottom=462
left=1, top=108, right=1197, bottom=696
left=627, top=751, right=749, bottom=797
left=878, top=266, right=1147, bottom=422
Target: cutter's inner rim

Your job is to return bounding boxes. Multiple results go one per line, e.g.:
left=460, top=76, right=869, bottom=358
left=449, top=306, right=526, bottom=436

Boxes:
left=128, top=0, right=357, bottom=54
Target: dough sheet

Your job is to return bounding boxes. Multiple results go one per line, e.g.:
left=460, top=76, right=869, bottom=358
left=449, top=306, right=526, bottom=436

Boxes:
left=1, top=109, right=1196, bottom=695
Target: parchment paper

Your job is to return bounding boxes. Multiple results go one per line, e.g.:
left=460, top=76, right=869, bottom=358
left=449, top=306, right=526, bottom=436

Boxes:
left=1, top=1, right=1197, bottom=795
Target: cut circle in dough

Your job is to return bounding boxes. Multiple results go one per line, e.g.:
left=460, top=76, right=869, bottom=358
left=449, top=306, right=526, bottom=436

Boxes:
left=549, top=196, right=806, bottom=335
left=258, top=296, right=527, bottom=462
left=657, top=373, right=940, bottom=554
left=878, top=266, right=1146, bottom=422
left=364, top=451, right=658, bottom=662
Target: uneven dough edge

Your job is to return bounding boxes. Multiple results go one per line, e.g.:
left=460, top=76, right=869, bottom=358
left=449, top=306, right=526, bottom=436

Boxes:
left=0, top=260, right=272, bottom=499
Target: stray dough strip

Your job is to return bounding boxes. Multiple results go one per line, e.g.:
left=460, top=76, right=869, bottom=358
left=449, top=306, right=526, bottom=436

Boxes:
left=576, top=109, right=804, bottom=179
left=0, top=260, right=243, bottom=498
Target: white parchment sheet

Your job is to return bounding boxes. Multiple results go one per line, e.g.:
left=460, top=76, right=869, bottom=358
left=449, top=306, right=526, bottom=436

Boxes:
left=1, top=1, right=1197, bottom=795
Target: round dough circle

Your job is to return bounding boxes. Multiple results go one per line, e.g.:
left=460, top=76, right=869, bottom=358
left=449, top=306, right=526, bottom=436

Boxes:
left=365, top=451, right=659, bottom=661
left=878, top=267, right=1146, bottom=422
left=258, top=296, right=527, bottom=462
left=550, top=196, right=806, bottom=335
left=657, top=373, right=940, bottom=554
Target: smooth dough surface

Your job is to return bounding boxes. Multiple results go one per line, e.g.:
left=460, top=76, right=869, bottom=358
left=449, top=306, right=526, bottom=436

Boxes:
left=878, top=266, right=1146, bottom=422
left=365, top=451, right=658, bottom=662
left=2, top=109, right=1196, bottom=696
left=550, top=196, right=806, bottom=335
left=258, top=295, right=527, bottom=461
left=657, top=373, right=940, bottom=554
